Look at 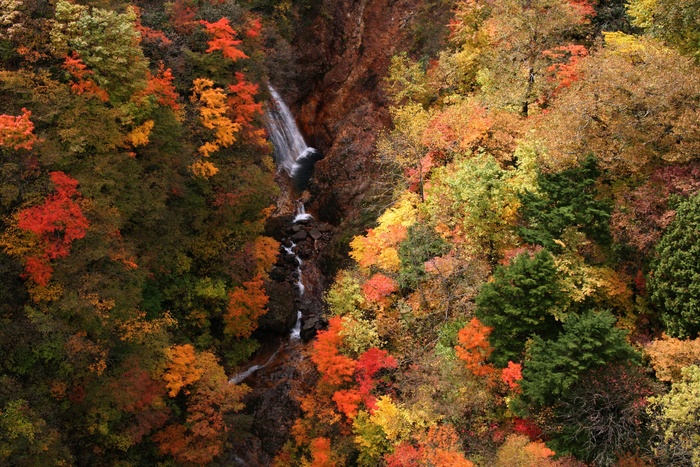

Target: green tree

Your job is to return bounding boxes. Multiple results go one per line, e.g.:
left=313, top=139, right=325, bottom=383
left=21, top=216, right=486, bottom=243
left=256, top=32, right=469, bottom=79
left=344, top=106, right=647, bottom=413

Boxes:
left=518, top=156, right=611, bottom=251
left=520, top=310, right=639, bottom=406
left=475, top=250, right=566, bottom=367
left=397, top=223, right=450, bottom=290
left=649, top=192, right=700, bottom=338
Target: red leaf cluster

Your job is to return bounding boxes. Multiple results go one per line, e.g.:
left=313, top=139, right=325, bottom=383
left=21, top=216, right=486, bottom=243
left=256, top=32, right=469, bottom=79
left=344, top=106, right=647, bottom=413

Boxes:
left=200, top=18, right=247, bottom=61
left=62, top=52, right=109, bottom=102
left=18, top=171, right=89, bottom=285
left=362, top=273, right=398, bottom=303
left=0, top=108, right=39, bottom=151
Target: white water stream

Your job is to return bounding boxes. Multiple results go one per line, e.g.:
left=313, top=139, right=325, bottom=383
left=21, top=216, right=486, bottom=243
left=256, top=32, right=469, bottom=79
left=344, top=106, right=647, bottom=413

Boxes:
left=229, top=88, right=316, bottom=385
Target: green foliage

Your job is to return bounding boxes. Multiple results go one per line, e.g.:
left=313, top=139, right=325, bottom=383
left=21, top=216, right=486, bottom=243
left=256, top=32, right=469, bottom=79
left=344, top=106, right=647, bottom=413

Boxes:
left=518, top=156, right=612, bottom=251
left=475, top=250, right=566, bottom=367
left=649, top=192, right=700, bottom=338
left=628, top=0, right=700, bottom=60
left=397, top=223, right=450, bottom=290
left=520, top=310, right=639, bottom=406
left=326, top=271, right=367, bottom=319
left=50, top=0, right=149, bottom=102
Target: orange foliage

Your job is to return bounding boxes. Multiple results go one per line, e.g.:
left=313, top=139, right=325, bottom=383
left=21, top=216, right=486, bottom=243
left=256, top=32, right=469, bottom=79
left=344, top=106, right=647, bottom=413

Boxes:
left=311, top=316, right=356, bottom=386
left=501, top=361, right=523, bottom=392
left=225, top=274, right=269, bottom=338
left=155, top=351, right=248, bottom=464
left=332, top=389, right=363, bottom=419
left=385, top=425, right=474, bottom=467
left=137, top=63, right=180, bottom=113
left=455, top=318, right=496, bottom=377
left=543, top=44, right=589, bottom=93
left=162, top=344, right=203, bottom=397
left=0, top=108, right=39, bottom=150
left=252, top=236, right=280, bottom=276
left=309, top=437, right=336, bottom=467
left=645, top=334, right=700, bottom=382
left=62, top=52, right=109, bottom=102
left=17, top=171, right=89, bottom=286
left=362, top=273, right=398, bottom=303
left=200, top=18, right=247, bottom=61
left=422, top=101, right=493, bottom=154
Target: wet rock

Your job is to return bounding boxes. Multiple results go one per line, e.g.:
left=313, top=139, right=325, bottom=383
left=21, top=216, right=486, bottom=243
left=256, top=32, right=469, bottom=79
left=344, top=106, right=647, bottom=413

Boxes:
left=291, top=230, right=308, bottom=241
left=310, top=228, right=323, bottom=240
left=258, top=281, right=297, bottom=334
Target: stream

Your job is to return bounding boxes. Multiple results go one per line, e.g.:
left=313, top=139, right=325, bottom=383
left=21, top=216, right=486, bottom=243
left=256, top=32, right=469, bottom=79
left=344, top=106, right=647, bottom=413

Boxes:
left=227, top=85, right=329, bottom=464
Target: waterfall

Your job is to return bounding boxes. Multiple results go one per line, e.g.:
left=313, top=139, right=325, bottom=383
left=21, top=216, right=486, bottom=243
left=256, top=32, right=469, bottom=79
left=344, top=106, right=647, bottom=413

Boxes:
left=293, top=201, right=313, bottom=223
left=265, top=84, right=323, bottom=190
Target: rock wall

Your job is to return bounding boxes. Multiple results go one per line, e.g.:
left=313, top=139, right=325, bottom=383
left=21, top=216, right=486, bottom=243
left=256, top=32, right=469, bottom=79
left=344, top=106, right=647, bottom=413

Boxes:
left=288, top=0, right=425, bottom=225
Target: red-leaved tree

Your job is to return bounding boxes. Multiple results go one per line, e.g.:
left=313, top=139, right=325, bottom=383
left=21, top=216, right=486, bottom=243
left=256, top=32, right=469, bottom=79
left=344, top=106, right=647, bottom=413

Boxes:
left=17, top=171, right=89, bottom=285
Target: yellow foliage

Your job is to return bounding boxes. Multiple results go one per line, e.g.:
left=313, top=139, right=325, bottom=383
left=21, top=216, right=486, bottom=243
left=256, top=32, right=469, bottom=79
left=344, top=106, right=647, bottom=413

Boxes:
left=162, top=344, right=203, bottom=397
left=125, top=119, right=154, bottom=147
left=191, top=78, right=240, bottom=157
left=369, top=396, right=413, bottom=443
left=117, top=311, right=176, bottom=343
left=189, top=159, right=219, bottom=178
left=349, top=192, right=419, bottom=272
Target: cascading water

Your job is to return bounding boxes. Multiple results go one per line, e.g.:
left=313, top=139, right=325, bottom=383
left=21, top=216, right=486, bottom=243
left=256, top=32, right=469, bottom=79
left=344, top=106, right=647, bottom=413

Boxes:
left=228, top=86, right=319, bottom=384
left=229, top=242, right=306, bottom=384
left=265, top=84, right=323, bottom=191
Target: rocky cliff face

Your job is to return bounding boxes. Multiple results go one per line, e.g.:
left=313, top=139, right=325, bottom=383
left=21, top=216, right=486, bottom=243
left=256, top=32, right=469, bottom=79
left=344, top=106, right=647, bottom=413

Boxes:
left=288, top=0, right=426, bottom=225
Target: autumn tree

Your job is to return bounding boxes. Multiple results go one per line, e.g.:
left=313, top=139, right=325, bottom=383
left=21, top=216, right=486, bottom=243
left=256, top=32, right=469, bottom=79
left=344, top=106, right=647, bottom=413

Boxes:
left=155, top=350, right=249, bottom=464
left=453, top=0, right=594, bottom=115
left=645, top=335, right=700, bottom=383
left=10, top=172, right=89, bottom=286
left=200, top=18, right=247, bottom=62
left=647, top=365, right=700, bottom=465
left=0, top=108, right=39, bottom=151
left=225, top=275, right=269, bottom=338
left=455, top=318, right=496, bottom=377
left=540, top=33, right=700, bottom=174
left=426, top=150, right=537, bottom=262
left=50, top=0, right=149, bottom=101
left=190, top=77, right=240, bottom=177
left=627, top=0, right=700, bottom=59
left=311, top=316, right=356, bottom=386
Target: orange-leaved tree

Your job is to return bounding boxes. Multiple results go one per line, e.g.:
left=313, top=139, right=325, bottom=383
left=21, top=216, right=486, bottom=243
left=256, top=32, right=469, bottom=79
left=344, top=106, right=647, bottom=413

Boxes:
left=455, top=318, right=496, bottom=377
left=200, top=18, right=247, bottom=62
left=311, top=316, right=356, bottom=386
left=0, top=108, right=40, bottom=150
left=15, top=171, right=89, bottom=286
left=225, top=274, right=269, bottom=338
